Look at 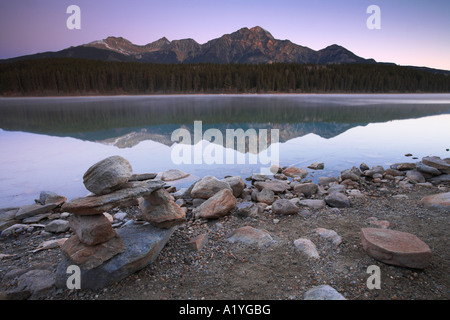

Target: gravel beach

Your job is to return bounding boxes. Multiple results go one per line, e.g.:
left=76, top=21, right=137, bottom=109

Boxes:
left=1, top=158, right=449, bottom=301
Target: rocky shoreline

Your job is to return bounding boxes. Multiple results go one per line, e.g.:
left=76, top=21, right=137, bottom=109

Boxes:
left=0, top=154, right=449, bottom=300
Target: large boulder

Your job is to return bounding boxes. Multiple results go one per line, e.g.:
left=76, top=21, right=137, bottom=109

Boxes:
left=190, top=176, right=232, bottom=199
left=138, top=188, right=186, bottom=228
left=193, top=189, right=236, bottom=219
left=83, top=156, right=133, bottom=195
left=360, top=228, right=431, bottom=269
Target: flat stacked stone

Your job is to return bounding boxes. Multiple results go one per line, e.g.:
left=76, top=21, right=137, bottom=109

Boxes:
left=61, top=180, right=165, bottom=215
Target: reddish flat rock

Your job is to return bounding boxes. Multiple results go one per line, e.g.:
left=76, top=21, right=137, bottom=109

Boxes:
left=420, top=192, right=450, bottom=212
left=361, top=228, right=431, bottom=269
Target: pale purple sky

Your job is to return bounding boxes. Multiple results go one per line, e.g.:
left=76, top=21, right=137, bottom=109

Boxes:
left=0, top=0, right=449, bottom=70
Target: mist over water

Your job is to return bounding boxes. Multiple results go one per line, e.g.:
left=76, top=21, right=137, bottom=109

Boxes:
left=1, top=94, right=449, bottom=207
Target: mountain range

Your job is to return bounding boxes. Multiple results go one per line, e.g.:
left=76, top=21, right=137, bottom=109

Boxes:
left=4, top=26, right=378, bottom=65
left=3, top=26, right=449, bottom=76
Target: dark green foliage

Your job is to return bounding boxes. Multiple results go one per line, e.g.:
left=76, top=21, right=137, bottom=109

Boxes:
left=0, top=58, right=448, bottom=96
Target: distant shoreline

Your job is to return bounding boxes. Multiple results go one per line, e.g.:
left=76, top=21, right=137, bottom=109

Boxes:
left=2, top=92, right=450, bottom=99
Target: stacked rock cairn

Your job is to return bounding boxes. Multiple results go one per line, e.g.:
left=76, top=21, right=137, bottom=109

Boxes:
left=59, top=155, right=185, bottom=272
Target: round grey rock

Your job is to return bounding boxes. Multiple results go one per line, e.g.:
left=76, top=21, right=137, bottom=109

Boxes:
left=83, top=156, right=133, bottom=195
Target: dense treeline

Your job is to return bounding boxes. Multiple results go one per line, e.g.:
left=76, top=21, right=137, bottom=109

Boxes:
left=0, top=58, right=449, bottom=96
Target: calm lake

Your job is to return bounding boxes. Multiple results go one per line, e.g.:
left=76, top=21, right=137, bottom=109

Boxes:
left=1, top=94, right=450, bottom=207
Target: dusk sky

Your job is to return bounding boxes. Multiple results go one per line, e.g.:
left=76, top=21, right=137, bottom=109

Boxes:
left=0, top=0, right=449, bottom=70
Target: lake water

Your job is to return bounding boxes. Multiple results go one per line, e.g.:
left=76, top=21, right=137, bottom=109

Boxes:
left=1, top=94, right=450, bottom=208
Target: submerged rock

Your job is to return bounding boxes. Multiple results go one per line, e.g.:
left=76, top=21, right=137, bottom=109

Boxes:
left=308, top=162, right=324, bottom=170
